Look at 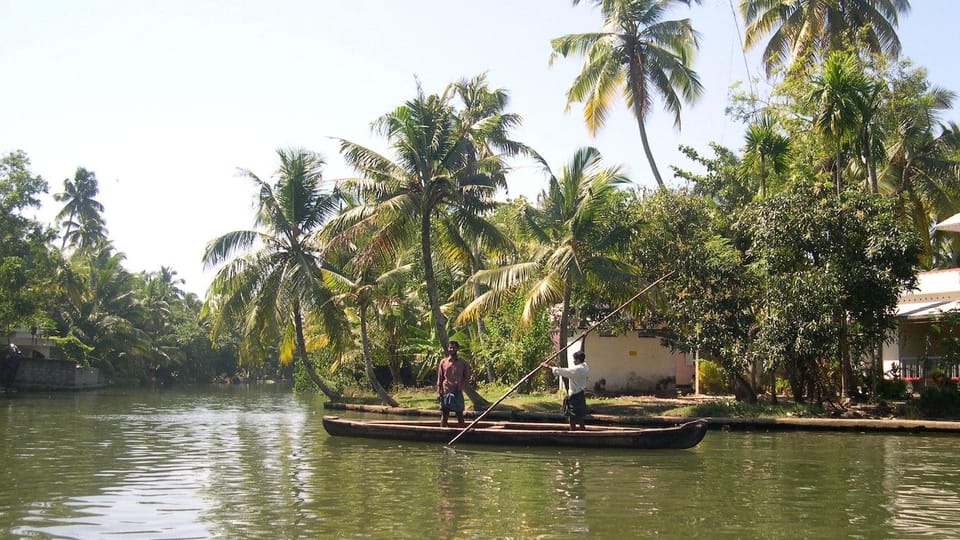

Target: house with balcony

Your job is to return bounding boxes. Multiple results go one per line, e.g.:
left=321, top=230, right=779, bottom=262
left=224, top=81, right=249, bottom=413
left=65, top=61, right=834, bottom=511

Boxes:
left=883, top=268, right=960, bottom=383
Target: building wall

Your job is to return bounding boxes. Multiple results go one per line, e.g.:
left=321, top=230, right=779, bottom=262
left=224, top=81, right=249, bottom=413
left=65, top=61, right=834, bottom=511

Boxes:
left=568, top=333, right=689, bottom=394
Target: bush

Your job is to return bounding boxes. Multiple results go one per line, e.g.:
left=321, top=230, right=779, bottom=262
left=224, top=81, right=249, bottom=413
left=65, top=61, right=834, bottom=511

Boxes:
left=917, top=384, right=960, bottom=418
left=875, top=378, right=908, bottom=400
left=697, top=359, right=731, bottom=394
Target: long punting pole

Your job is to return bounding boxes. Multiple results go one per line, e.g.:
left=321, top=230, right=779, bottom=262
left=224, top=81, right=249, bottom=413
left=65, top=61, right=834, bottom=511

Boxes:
left=447, top=270, right=676, bottom=446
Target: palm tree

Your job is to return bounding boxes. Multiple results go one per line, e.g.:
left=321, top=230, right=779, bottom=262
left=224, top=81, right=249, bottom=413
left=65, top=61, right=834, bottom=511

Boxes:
left=807, top=51, right=876, bottom=194
left=58, top=245, right=149, bottom=375
left=54, top=167, right=107, bottom=252
left=323, top=245, right=416, bottom=407
left=740, top=0, right=911, bottom=77
left=457, top=147, right=633, bottom=356
left=443, top=75, right=527, bottom=381
left=336, top=83, right=519, bottom=408
left=551, top=0, right=703, bottom=188
left=740, top=113, right=790, bottom=199
left=202, top=148, right=347, bottom=400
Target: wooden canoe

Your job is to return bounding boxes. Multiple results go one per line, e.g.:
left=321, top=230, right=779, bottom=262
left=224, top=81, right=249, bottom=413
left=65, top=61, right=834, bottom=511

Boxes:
left=321, top=415, right=708, bottom=449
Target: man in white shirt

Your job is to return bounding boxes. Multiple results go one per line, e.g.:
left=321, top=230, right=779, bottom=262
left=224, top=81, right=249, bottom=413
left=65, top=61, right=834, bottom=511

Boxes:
left=541, top=350, right=589, bottom=431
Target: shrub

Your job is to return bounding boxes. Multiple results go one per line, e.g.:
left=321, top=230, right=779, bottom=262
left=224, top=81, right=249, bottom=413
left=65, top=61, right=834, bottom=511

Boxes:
left=697, top=359, right=731, bottom=394
left=875, top=378, right=908, bottom=400
left=918, top=384, right=960, bottom=418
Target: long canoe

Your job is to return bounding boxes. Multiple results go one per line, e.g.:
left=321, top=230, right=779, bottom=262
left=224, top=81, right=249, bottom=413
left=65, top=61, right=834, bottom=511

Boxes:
left=322, top=416, right=708, bottom=449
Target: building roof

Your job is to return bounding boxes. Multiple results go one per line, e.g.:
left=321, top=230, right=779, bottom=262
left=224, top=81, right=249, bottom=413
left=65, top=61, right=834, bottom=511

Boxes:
left=898, top=268, right=960, bottom=319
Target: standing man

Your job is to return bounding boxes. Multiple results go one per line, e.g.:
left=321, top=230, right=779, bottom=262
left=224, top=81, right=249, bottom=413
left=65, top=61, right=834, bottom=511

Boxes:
left=541, top=350, right=589, bottom=431
left=437, top=341, right=470, bottom=428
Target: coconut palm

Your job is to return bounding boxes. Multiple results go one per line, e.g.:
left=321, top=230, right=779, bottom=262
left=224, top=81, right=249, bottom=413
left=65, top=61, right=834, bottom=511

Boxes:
left=457, top=147, right=633, bottom=355
left=202, top=148, right=347, bottom=400
left=54, top=167, right=107, bottom=252
left=58, top=245, right=149, bottom=374
left=884, top=117, right=960, bottom=266
left=323, top=245, right=417, bottom=407
left=740, top=0, right=911, bottom=77
left=441, top=75, right=528, bottom=381
left=551, top=0, right=703, bottom=188
left=335, top=84, right=521, bottom=407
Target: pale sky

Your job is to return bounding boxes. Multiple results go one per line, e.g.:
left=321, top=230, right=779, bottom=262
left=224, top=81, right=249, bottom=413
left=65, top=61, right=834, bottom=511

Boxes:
left=1, top=0, right=957, bottom=296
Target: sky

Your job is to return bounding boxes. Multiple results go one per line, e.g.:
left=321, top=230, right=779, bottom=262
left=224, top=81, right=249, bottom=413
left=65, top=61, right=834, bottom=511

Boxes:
left=1, top=0, right=958, bottom=297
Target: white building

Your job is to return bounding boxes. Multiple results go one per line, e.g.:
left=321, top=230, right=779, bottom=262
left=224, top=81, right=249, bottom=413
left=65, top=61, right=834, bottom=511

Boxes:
left=561, top=329, right=695, bottom=395
left=883, top=268, right=960, bottom=381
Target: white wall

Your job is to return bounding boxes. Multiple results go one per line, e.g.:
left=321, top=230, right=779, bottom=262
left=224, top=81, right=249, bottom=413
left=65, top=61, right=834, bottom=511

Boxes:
left=566, top=332, right=689, bottom=393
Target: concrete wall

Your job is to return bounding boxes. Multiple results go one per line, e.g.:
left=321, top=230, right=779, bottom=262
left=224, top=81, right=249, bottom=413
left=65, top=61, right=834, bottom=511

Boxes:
left=12, top=357, right=105, bottom=390
left=568, top=333, right=691, bottom=394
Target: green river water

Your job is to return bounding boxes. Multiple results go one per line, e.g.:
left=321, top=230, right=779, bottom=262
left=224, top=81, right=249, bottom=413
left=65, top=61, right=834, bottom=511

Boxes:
left=0, top=384, right=958, bottom=539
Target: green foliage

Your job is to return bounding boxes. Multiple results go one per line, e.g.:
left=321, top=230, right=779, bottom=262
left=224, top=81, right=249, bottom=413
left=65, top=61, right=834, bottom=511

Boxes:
left=875, top=377, right=908, bottom=400
left=917, top=384, right=960, bottom=419
left=0, top=151, right=59, bottom=331
left=673, top=399, right=825, bottom=419
left=697, top=359, right=731, bottom=395
left=49, top=333, right=94, bottom=366
left=475, top=293, right=552, bottom=389
left=551, top=0, right=703, bottom=187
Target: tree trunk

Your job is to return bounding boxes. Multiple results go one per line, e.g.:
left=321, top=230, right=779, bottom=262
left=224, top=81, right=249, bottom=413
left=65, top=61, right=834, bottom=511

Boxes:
left=556, top=278, right=574, bottom=393
left=732, top=373, right=757, bottom=404
left=472, top=247, right=495, bottom=382
left=360, top=306, right=398, bottom=407
left=421, top=212, right=449, bottom=349
left=634, top=107, right=664, bottom=189
left=628, top=58, right=665, bottom=189
left=294, top=309, right=340, bottom=401
left=839, top=314, right=855, bottom=399
left=862, top=130, right=878, bottom=194
left=421, top=211, right=489, bottom=409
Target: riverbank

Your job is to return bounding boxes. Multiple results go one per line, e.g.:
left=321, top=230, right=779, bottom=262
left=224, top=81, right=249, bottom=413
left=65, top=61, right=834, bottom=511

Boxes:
left=325, top=395, right=960, bottom=434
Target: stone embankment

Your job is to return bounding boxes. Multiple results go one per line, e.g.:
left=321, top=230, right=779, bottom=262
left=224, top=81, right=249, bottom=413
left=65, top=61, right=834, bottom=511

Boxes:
left=324, top=402, right=960, bottom=434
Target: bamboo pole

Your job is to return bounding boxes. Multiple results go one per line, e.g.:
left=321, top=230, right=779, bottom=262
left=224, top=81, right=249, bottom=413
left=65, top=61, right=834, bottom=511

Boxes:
left=448, top=271, right=675, bottom=445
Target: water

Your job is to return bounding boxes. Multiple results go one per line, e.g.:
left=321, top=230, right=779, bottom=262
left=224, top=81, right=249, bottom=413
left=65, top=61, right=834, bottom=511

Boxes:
left=1, top=386, right=959, bottom=539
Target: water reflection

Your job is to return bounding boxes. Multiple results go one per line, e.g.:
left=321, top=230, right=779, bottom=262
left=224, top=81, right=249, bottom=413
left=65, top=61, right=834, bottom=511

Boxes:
left=2, top=389, right=960, bottom=539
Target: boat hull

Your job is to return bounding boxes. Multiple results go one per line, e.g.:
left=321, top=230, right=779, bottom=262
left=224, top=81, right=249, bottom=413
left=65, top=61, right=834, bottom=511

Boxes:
left=322, top=416, right=708, bottom=449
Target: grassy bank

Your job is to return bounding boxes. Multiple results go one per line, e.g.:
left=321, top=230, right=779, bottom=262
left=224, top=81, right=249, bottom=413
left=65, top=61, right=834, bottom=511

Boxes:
left=335, top=383, right=833, bottom=419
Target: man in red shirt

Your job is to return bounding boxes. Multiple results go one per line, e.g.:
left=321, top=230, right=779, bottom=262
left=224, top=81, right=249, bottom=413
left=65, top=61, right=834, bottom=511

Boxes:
left=437, top=341, right=470, bottom=428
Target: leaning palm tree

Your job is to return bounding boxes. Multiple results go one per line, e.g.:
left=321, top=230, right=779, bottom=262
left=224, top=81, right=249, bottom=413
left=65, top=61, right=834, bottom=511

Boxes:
left=457, top=147, right=633, bottom=355
left=202, top=148, right=348, bottom=400
left=54, top=167, right=107, bottom=252
left=335, top=83, right=519, bottom=408
left=322, top=244, right=417, bottom=407
left=551, top=0, right=703, bottom=188
left=740, top=0, right=911, bottom=77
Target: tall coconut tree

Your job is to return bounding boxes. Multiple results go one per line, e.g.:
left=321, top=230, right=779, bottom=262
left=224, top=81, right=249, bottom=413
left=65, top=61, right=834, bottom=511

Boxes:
left=54, top=167, right=107, bottom=252
left=440, top=75, right=526, bottom=381
left=551, top=0, right=703, bottom=188
left=335, top=83, right=520, bottom=408
left=202, top=148, right=347, bottom=400
left=457, top=147, right=633, bottom=355
left=740, top=0, right=911, bottom=77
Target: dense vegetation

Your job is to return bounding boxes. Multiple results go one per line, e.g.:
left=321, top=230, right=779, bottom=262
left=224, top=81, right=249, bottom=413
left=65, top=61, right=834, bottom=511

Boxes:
left=3, top=1, right=959, bottom=414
